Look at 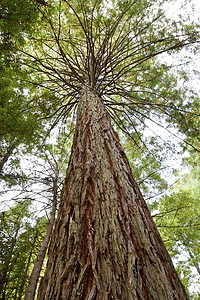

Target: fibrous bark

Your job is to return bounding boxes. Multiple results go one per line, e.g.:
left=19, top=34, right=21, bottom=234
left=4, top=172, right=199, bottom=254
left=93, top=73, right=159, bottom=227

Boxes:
left=37, top=87, right=188, bottom=299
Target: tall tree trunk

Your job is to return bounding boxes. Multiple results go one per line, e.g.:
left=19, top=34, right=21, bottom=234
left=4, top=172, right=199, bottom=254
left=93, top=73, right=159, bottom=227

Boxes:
left=25, top=178, right=58, bottom=300
left=37, top=88, right=188, bottom=299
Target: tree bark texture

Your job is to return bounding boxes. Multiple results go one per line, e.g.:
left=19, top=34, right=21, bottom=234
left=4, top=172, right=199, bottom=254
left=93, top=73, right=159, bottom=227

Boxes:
left=37, top=88, right=188, bottom=300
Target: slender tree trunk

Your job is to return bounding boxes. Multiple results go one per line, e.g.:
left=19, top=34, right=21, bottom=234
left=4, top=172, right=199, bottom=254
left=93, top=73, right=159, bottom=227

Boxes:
left=0, top=223, right=20, bottom=299
left=37, top=88, right=188, bottom=299
left=17, top=230, right=39, bottom=300
left=25, top=178, right=58, bottom=300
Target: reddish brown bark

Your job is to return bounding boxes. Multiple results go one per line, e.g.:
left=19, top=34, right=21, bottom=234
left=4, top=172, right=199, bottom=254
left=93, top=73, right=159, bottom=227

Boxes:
left=37, top=87, right=188, bottom=299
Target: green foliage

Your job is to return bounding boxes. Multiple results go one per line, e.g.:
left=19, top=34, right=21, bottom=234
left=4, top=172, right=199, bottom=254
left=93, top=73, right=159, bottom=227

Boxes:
left=0, top=68, right=46, bottom=185
left=0, top=0, right=39, bottom=47
left=0, top=0, right=58, bottom=183
left=123, top=131, right=169, bottom=198
left=154, top=164, right=200, bottom=297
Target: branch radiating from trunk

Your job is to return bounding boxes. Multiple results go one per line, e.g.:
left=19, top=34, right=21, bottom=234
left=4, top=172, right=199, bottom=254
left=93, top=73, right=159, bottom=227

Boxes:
left=37, top=87, right=188, bottom=299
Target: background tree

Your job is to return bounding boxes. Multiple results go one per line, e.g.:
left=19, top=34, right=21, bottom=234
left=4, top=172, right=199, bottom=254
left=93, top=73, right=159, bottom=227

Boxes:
left=0, top=140, right=69, bottom=299
left=24, top=144, right=70, bottom=300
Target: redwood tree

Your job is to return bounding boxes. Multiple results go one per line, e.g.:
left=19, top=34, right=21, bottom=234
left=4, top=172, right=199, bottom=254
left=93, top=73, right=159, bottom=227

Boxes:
left=17, top=0, right=199, bottom=298
left=37, top=87, right=189, bottom=299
